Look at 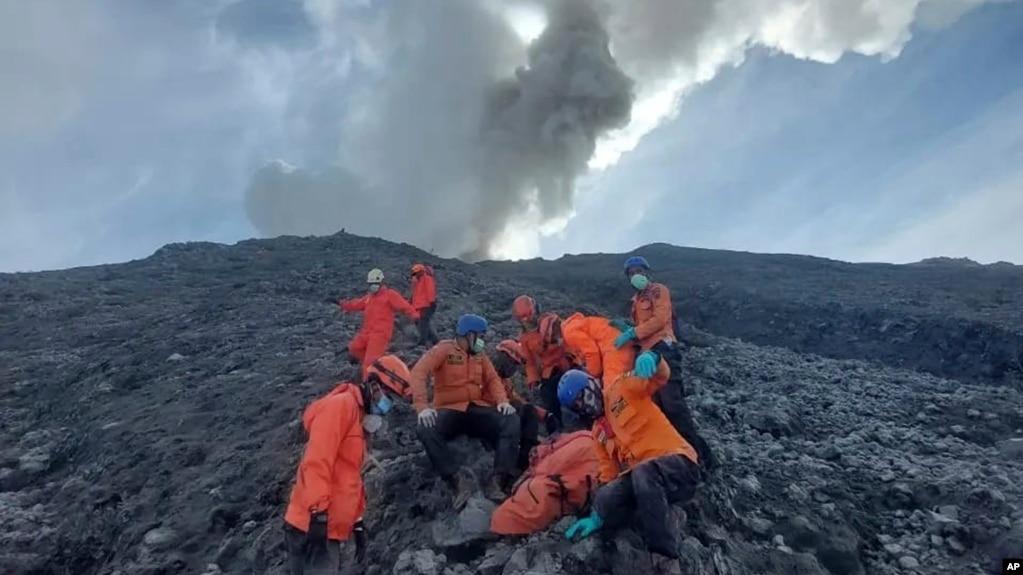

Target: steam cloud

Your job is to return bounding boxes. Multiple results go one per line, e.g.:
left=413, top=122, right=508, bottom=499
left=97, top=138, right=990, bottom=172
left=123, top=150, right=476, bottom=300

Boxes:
left=243, top=0, right=995, bottom=259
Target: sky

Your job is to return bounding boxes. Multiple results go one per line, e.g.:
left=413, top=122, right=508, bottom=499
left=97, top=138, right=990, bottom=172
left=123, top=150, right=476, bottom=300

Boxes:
left=1, top=0, right=1021, bottom=272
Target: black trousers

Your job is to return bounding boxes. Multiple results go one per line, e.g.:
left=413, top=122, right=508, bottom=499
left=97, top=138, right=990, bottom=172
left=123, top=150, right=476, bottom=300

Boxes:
left=417, top=404, right=521, bottom=477
left=651, top=342, right=716, bottom=470
left=416, top=303, right=439, bottom=345
left=514, top=401, right=541, bottom=471
left=594, top=454, right=700, bottom=558
left=284, top=524, right=341, bottom=575
left=537, top=367, right=566, bottom=432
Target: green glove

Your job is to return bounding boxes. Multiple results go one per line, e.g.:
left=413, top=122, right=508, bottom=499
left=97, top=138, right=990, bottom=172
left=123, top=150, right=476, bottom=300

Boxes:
left=564, top=510, right=603, bottom=541
left=634, top=351, right=658, bottom=378
left=613, top=327, right=636, bottom=349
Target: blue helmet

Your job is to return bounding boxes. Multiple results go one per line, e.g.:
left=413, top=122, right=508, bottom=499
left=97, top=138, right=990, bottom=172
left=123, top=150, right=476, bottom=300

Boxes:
left=558, top=369, right=593, bottom=407
left=623, top=255, right=650, bottom=275
left=455, top=313, right=488, bottom=336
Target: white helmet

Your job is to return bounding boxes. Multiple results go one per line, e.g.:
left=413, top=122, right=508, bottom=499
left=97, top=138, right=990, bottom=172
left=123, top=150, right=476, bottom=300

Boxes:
left=367, top=268, right=385, bottom=283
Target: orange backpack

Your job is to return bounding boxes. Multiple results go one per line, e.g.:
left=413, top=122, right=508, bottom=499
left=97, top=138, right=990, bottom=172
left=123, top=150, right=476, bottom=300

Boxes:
left=490, top=430, right=600, bottom=535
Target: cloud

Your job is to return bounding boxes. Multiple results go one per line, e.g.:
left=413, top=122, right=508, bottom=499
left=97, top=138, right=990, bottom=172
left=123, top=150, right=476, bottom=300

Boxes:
left=538, top=5, right=1023, bottom=265
left=242, top=0, right=998, bottom=261
left=0, top=0, right=1006, bottom=271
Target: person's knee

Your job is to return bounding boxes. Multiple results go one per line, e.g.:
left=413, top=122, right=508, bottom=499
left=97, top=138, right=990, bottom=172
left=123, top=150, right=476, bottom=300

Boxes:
left=416, top=424, right=441, bottom=444
left=499, top=414, right=520, bottom=440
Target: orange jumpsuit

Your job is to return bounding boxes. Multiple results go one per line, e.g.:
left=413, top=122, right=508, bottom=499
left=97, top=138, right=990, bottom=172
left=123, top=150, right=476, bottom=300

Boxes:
left=340, top=287, right=418, bottom=372
left=284, top=383, right=367, bottom=540
left=409, top=339, right=508, bottom=412
left=630, top=282, right=676, bottom=350
left=490, top=430, right=600, bottom=535
left=560, top=313, right=634, bottom=384
left=410, top=271, right=436, bottom=311
left=592, top=363, right=698, bottom=482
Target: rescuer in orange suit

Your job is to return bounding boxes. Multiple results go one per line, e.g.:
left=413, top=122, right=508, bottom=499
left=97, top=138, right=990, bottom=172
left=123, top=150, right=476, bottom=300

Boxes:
left=339, top=268, right=419, bottom=375
left=282, top=357, right=411, bottom=574
left=409, top=263, right=438, bottom=346
left=558, top=367, right=701, bottom=567
left=513, top=296, right=572, bottom=432
left=410, top=314, right=520, bottom=508
left=489, top=339, right=548, bottom=470
left=613, top=255, right=716, bottom=471
left=490, top=429, right=600, bottom=536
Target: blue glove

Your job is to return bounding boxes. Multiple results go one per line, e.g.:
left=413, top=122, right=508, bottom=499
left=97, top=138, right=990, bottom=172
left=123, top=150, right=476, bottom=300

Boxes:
left=609, top=318, right=634, bottom=332
left=613, top=327, right=636, bottom=349
left=634, top=351, right=658, bottom=378
left=564, top=510, right=603, bottom=541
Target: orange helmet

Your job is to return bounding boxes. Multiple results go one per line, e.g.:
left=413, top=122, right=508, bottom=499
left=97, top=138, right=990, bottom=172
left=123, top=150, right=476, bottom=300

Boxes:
left=411, top=263, right=426, bottom=276
left=538, top=312, right=561, bottom=346
left=496, top=339, right=526, bottom=365
left=366, top=355, right=412, bottom=398
left=512, top=295, right=539, bottom=322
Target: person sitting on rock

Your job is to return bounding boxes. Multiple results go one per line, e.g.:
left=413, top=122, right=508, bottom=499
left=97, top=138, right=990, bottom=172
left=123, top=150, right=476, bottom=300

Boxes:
left=558, top=368, right=702, bottom=567
left=338, top=268, right=419, bottom=377
left=613, top=255, right=716, bottom=471
left=409, top=263, right=439, bottom=347
left=489, top=339, right=549, bottom=471
left=513, top=295, right=572, bottom=432
left=410, top=314, right=520, bottom=509
left=283, top=356, right=410, bottom=575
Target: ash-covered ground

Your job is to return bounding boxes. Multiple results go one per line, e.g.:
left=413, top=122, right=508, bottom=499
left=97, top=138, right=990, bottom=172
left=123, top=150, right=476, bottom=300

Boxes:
left=1, top=233, right=1020, bottom=575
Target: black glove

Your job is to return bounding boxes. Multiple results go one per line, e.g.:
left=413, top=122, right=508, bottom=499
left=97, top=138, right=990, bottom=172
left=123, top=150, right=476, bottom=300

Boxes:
left=353, top=519, right=367, bottom=562
left=544, top=411, right=561, bottom=435
left=307, top=512, right=328, bottom=548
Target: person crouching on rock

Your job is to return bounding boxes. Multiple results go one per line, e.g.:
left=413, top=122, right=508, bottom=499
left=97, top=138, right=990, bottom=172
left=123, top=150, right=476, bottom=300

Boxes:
left=558, top=368, right=702, bottom=568
left=283, top=356, right=410, bottom=575
left=410, top=314, right=521, bottom=509
left=490, top=339, right=550, bottom=471
left=513, top=295, right=573, bottom=433
left=338, top=268, right=419, bottom=377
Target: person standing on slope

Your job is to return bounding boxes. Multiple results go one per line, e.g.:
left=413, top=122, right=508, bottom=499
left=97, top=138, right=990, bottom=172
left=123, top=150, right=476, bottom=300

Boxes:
left=558, top=369, right=701, bottom=571
left=513, top=295, right=572, bottom=433
left=410, top=314, right=521, bottom=508
left=409, top=263, right=439, bottom=346
left=283, top=357, right=410, bottom=575
left=613, top=256, right=716, bottom=471
left=339, top=268, right=419, bottom=376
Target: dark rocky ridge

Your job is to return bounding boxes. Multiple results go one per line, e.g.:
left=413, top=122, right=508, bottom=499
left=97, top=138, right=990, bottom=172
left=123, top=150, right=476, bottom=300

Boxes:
left=480, top=243, right=1023, bottom=388
left=1, top=233, right=1021, bottom=575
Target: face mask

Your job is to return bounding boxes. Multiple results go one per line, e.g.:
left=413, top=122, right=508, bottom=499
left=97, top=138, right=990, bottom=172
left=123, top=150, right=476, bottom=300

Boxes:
left=573, top=381, right=604, bottom=419
left=368, top=283, right=381, bottom=293
left=630, top=274, right=649, bottom=291
left=372, top=394, right=393, bottom=415
left=362, top=414, right=385, bottom=434
left=471, top=336, right=486, bottom=355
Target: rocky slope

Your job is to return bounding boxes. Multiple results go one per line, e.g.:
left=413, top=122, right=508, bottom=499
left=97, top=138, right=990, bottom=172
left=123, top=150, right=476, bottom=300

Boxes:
left=1, top=233, right=1021, bottom=575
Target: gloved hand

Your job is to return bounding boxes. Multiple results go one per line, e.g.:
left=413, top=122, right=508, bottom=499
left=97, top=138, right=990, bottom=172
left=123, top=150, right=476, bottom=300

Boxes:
left=634, top=351, right=658, bottom=378
left=307, top=511, right=329, bottom=547
left=417, top=408, right=438, bottom=428
left=564, top=510, right=603, bottom=541
left=353, top=518, right=367, bottom=562
left=613, top=327, right=637, bottom=349
left=497, top=402, right=516, bottom=416
left=609, top=318, right=634, bottom=332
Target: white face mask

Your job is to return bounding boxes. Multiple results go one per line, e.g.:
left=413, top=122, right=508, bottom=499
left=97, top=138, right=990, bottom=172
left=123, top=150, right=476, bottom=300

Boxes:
left=368, top=283, right=381, bottom=293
